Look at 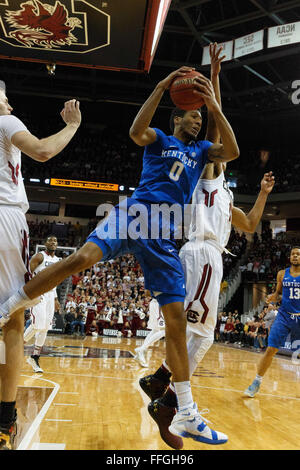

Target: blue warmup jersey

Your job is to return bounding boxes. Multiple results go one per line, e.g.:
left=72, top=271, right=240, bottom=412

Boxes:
left=86, top=128, right=213, bottom=304
left=268, top=268, right=300, bottom=349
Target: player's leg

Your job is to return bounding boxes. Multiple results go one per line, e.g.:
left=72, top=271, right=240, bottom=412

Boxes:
left=134, top=328, right=165, bottom=367
left=25, top=297, right=48, bottom=373
left=0, top=242, right=103, bottom=322
left=27, top=330, right=47, bottom=373
left=0, top=308, right=23, bottom=449
left=244, top=312, right=289, bottom=397
left=0, top=208, right=32, bottom=449
left=146, top=243, right=227, bottom=446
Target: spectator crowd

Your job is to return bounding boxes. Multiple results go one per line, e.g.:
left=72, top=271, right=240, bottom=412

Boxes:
left=214, top=303, right=278, bottom=351
left=61, top=254, right=151, bottom=338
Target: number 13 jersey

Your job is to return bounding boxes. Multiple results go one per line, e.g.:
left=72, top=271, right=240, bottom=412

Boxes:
left=280, top=268, right=300, bottom=314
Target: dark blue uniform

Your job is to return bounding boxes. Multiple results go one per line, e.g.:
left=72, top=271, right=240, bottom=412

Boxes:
left=87, top=128, right=213, bottom=306
left=268, top=268, right=300, bottom=349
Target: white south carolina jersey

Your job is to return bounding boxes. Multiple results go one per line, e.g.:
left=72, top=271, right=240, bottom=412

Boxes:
left=34, top=251, right=61, bottom=296
left=147, top=298, right=165, bottom=330
left=0, top=115, right=29, bottom=213
left=188, top=172, right=233, bottom=252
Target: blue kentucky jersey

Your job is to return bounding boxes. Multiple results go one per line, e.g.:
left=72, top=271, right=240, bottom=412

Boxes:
left=132, top=128, right=213, bottom=208
left=280, top=268, right=300, bottom=314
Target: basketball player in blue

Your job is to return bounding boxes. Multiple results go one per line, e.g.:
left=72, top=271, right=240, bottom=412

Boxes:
left=0, top=66, right=239, bottom=445
left=245, top=247, right=300, bottom=397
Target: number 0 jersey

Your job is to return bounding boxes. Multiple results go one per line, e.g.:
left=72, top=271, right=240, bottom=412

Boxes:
left=0, top=115, right=29, bottom=213
left=280, top=268, right=300, bottom=314
left=132, top=128, right=213, bottom=208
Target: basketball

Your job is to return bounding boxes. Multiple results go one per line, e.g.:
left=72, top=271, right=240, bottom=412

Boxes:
left=169, top=71, right=205, bottom=111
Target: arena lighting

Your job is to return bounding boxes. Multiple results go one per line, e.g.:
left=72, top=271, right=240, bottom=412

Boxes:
left=143, top=0, right=172, bottom=71
left=129, top=187, right=136, bottom=191
left=29, top=178, right=40, bottom=183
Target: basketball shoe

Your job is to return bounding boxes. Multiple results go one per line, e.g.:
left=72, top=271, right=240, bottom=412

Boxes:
left=139, top=374, right=169, bottom=401
left=0, top=410, right=17, bottom=450
left=244, top=379, right=261, bottom=397
left=133, top=347, right=148, bottom=368
left=148, top=397, right=183, bottom=450
left=168, top=403, right=228, bottom=445
left=27, top=355, right=43, bottom=373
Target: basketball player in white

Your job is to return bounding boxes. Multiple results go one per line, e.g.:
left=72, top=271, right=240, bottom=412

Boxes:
left=0, top=83, right=81, bottom=449
left=24, top=235, right=61, bottom=373
left=140, top=43, right=275, bottom=450
left=134, top=293, right=165, bottom=368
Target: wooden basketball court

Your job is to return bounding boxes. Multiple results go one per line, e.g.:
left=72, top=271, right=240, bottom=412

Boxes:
left=14, top=335, right=300, bottom=450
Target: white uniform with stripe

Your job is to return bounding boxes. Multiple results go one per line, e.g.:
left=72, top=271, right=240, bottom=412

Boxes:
left=31, top=251, right=61, bottom=330
left=0, top=115, right=31, bottom=302
left=180, top=172, right=233, bottom=339
left=147, top=298, right=165, bottom=330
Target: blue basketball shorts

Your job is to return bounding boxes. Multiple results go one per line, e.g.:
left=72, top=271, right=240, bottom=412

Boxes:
left=86, top=198, right=186, bottom=306
left=268, top=309, right=300, bottom=349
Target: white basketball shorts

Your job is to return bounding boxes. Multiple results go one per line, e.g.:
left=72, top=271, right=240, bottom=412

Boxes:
left=0, top=205, right=31, bottom=303
left=31, top=292, right=55, bottom=331
left=180, top=240, right=223, bottom=338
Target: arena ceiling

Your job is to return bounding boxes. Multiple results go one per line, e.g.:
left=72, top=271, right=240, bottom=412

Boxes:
left=0, top=0, right=300, bottom=119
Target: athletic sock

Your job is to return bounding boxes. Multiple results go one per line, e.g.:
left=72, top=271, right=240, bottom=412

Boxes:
left=153, top=362, right=172, bottom=384
left=0, top=402, right=16, bottom=428
left=255, top=374, right=263, bottom=383
left=173, top=381, right=194, bottom=411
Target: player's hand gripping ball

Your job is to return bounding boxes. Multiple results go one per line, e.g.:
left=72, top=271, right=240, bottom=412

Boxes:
left=170, top=70, right=205, bottom=111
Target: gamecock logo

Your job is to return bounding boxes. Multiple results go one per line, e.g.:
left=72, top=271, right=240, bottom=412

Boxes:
left=5, top=0, right=82, bottom=48
left=0, top=0, right=110, bottom=53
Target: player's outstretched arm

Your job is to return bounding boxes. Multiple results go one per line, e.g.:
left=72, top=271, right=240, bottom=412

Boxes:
left=193, top=75, right=239, bottom=162
left=129, top=66, right=194, bottom=147
left=11, top=99, right=81, bottom=162
left=205, top=43, right=225, bottom=144
left=266, top=270, right=284, bottom=304
left=231, top=171, right=275, bottom=233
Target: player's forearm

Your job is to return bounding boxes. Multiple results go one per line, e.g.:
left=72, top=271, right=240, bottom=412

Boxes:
left=129, top=84, right=165, bottom=137
left=38, top=123, right=79, bottom=161
left=206, top=74, right=221, bottom=143
left=211, top=74, right=222, bottom=110
left=245, top=190, right=269, bottom=232
left=210, top=105, right=239, bottom=161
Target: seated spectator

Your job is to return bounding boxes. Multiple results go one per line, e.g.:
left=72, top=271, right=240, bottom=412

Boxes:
left=86, top=319, right=99, bottom=337
left=219, top=312, right=228, bottom=342
left=64, top=307, right=76, bottom=334
left=223, top=318, right=235, bottom=343
left=70, top=309, right=86, bottom=336
left=254, top=321, right=268, bottom=350
left=231, top=318, right=244, bottom=344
